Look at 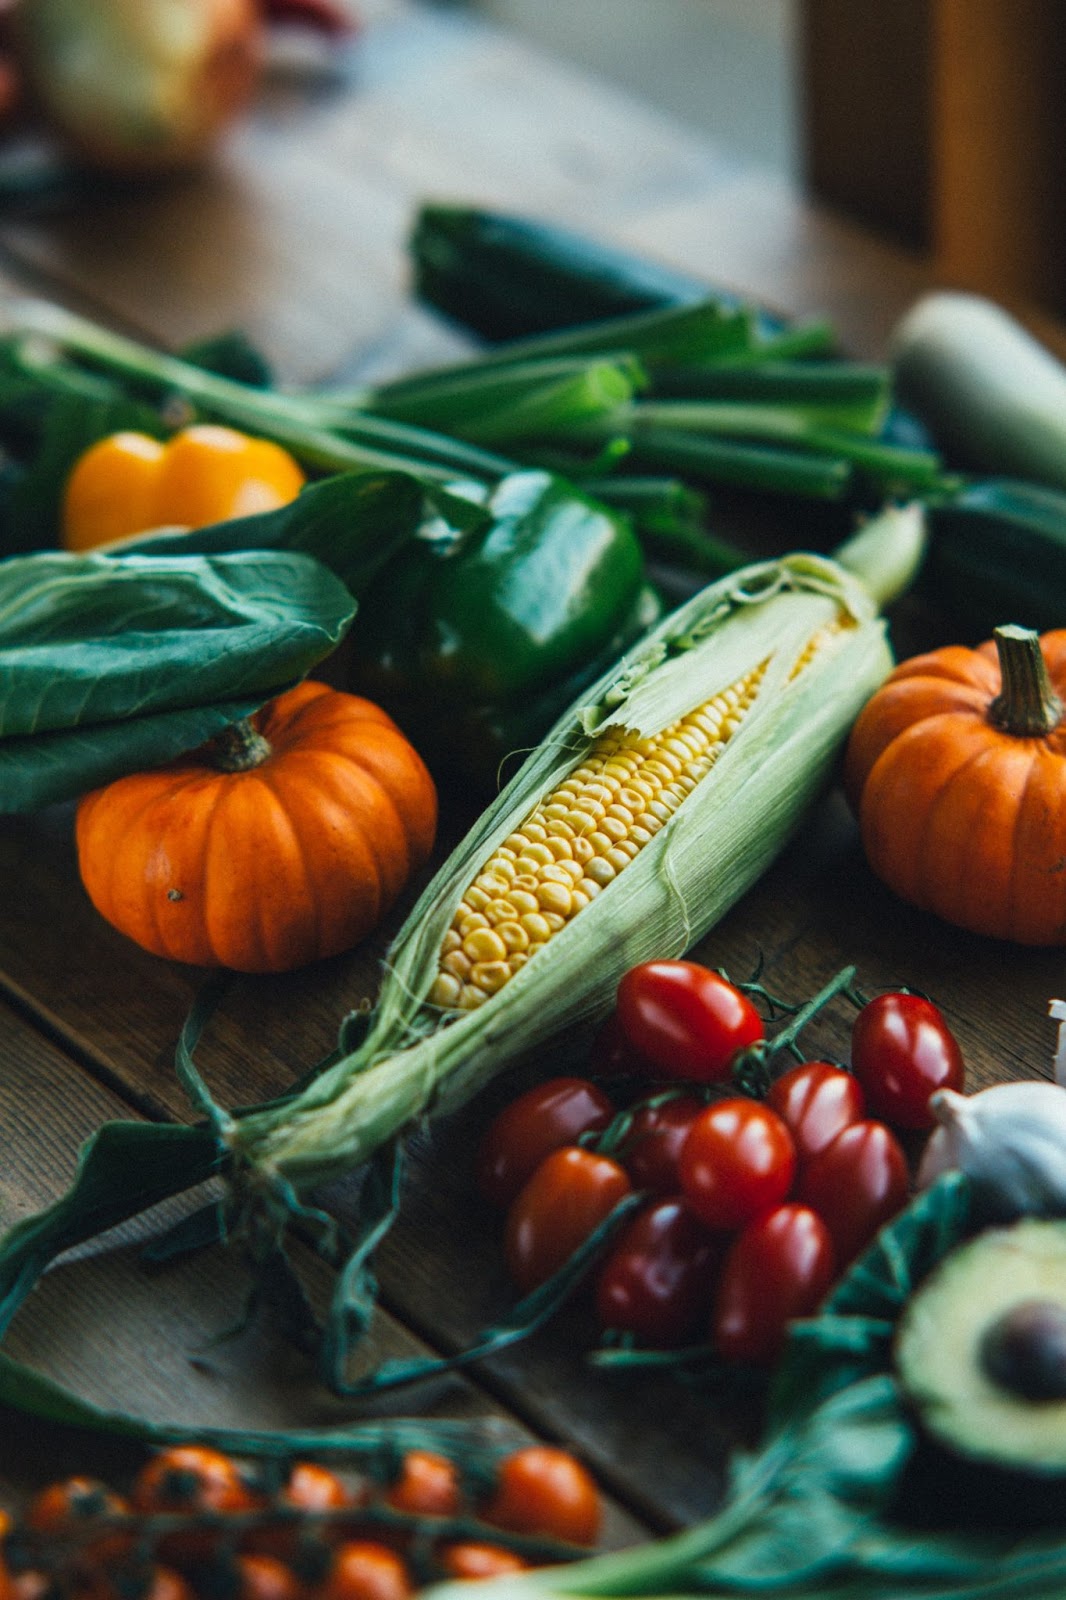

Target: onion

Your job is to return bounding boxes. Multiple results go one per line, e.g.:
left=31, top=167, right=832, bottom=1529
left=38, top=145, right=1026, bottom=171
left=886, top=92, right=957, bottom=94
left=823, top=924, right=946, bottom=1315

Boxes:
left=14, top=0, right=264, bottom=172
left=917, top=1081, right=1066, bottom=1221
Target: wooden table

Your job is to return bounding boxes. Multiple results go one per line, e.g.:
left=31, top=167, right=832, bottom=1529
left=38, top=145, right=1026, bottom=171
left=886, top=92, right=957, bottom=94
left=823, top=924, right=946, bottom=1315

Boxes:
left=0, top=0, right=1063, bottom=1546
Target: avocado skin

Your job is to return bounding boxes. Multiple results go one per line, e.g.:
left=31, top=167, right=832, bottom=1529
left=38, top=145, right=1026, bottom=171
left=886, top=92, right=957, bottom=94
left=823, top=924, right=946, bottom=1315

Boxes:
left=893, top=1430, right=1066, bottom=1534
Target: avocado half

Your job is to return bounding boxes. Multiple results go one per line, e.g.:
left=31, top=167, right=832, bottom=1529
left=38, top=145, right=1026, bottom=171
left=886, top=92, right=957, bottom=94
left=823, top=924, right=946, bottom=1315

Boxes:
left=896, top=1219, right=1066, bottom=1475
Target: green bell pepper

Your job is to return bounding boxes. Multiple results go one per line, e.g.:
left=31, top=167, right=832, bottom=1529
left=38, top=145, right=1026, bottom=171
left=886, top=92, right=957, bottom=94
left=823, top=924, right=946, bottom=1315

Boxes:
left=347, top=469, right=657, bottom=789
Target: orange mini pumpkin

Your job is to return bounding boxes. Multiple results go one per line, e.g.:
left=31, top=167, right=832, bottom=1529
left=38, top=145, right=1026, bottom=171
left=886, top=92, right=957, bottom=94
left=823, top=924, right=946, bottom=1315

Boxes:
left=844, top=624, right=1066, bottom=945
left=75, top=681, right=437, bottom=973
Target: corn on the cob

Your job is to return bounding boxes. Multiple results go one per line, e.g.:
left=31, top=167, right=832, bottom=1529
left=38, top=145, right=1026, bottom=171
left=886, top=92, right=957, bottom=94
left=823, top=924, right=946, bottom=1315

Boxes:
left=232, top=509, right=922, bottom=1190
left=428, top=665, right=769, bottom=1012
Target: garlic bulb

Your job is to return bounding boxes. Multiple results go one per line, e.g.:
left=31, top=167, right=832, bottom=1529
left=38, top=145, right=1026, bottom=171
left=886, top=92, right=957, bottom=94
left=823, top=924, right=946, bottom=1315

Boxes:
left=917, top=1082, right=1066, bottom=1221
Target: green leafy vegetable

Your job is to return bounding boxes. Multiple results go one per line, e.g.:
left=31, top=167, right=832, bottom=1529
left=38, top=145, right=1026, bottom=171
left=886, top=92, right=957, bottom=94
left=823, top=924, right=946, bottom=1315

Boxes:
left=0, top=545, right=355, bottom=810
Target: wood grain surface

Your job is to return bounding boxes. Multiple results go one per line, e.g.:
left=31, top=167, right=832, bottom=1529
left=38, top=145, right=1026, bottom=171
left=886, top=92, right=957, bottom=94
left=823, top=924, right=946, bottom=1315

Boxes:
left=0, top=0, right=1064, bottom=1543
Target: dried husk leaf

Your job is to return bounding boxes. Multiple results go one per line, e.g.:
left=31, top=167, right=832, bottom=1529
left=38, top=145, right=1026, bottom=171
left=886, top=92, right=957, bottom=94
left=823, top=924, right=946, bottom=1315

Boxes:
left=233, top=552, right=892, bottom=1187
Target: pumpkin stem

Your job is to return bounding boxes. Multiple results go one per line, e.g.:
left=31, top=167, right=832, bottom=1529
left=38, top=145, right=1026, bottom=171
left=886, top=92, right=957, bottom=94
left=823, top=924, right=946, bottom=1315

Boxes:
left=211, top=716, right=272, bottom=772
left=988, top=625, right=1064, bottom=737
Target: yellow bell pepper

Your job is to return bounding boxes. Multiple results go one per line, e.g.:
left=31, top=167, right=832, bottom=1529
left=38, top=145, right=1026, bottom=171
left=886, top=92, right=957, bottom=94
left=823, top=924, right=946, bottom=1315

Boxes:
left=62, top=423, right=306, bottom=551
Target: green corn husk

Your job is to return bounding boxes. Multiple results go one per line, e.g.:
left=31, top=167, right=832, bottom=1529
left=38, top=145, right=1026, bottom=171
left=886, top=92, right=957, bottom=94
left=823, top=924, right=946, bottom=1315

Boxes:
left=232, top=513, right=920, bottom=1191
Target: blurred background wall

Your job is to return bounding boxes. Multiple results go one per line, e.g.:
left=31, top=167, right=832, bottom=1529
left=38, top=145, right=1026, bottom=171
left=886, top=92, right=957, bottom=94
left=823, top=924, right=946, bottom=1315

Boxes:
left=467, top=0, right=798, bottom=180
left=458, top=0, right=1066, bottom=323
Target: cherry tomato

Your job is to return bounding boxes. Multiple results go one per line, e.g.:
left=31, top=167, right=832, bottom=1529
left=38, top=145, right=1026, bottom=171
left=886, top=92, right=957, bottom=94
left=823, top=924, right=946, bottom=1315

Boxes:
left=765, top=1061, right=866, bottom=1163
left=231, top=1554, right=302, bottom=1600
left=78, top=1567, right=194, bottom=1600
left=850, top=992, right=964, bottom=1129
left=587, top=1010, right=653, bottom=1078
left=712, top=1204, right=837, bottom=1364
left=477, top=1078, right=615, bottom=1208
left=436, top=1543, right=529, bottom=1580
left=280, top=1461, right=353, bottom=1514
left=621, top=1095, right=704, bottom=1195
left=244, top=1461, right=353, bottom=1559
left=504, top=1146, right=632, bottom=1294
left=482, top=1447, right=601, bottom=1546
left=678, top=1098, right=796, bottom=1231
left=796, top=1119, right=910, bottom=1266
left=314, top=1542, right=413, bottom=1600
left=132, top=1445, right=261, bottom=1565
left=385, top=1451, right=462, bottom=1518
left=594, top=1197, right=721, bottom=1346
left=615, top=961, right=765, bottom=1082
left=25, top=1477, right=133, bottom=1568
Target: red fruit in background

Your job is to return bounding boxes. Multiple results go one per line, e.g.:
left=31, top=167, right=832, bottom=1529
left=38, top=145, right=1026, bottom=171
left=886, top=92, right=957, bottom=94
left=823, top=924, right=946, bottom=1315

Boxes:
left=766, top=1061, right=866, bottom=1163
left=678, top=1097, right=796, bottom=1231
left=594, top=1197, right=722, bottom=1347
left=616, top=961, right=764, bottom=1083
left=477, top=1077, right=615, bottom=1208
left=796, top=1119, right=910, bottom=1267
left=504, top=1146, right=632, bottom=1294
left=621, top=1095, right=704, bottom=1194
left=712, top=1203, right=836, bottom=1365
left=850, top=992, right=964, bottom=1129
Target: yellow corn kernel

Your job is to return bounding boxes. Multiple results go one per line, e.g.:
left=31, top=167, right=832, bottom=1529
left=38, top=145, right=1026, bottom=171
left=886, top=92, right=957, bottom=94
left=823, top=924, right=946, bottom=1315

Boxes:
left=431, top=657, right=770, bottom=1009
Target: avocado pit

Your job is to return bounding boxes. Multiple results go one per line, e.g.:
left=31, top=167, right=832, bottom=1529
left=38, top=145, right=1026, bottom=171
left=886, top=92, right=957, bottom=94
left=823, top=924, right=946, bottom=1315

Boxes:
left=981, top=1300, right=1066, bottom=1402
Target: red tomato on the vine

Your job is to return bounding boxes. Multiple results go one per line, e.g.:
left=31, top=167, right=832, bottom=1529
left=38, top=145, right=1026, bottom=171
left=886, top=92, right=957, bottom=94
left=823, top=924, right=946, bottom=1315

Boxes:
left=678, top=1097, right=796, bottom=1232
left=712, top=1203, right=836, bottom=1364
left=795, top=1119, right=909, bottom=1266
left=477, top=1077, right=615, bottom=1208
left=594, top=1197, right=722, bottom=1347
left=621, top=1094, right=704, bottom=1195
left=615, top=961, right=764, bottom=1083
left=504, top=1146, right=632, bottom=1294
left=850, top=992, right=964, bottom=1129
left=765, top=1061, right=865, bottom=1163
left=588, top=1009, right=654, bottom=1077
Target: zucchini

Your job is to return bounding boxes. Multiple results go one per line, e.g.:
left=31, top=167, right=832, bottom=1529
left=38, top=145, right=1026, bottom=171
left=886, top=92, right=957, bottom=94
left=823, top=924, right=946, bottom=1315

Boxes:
left=410, top=203, right=786, bottom=342
left=892, top=291, right=1066, bottom=491
left=924, top=477, right=1066, bottom=639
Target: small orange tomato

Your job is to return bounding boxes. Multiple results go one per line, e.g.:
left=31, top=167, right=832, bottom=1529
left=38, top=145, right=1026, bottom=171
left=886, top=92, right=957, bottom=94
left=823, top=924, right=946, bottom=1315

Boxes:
left=436, top=1543, right=530, bottom=1580
left=384, top=1452, right=462, bottom=1519
left=62, top=424, right=306, bottom=551
left=281, top=1460, right=355, bottom=1516
left=25, top=1477, right=133, bottom=1569
left=77, top=1565, right=195, bottom=1600
left=310, top=1541, right=412, bottom=1600
left=132, top=1446, right=261, bottom=1564
left=0, top=1511, right=18, bottom=1600
left=481, top=1447, right=601, bottom=1547
left=244, top=1461, right=354, bottom=1559
left=230, top=1553, right=303, bottom=1600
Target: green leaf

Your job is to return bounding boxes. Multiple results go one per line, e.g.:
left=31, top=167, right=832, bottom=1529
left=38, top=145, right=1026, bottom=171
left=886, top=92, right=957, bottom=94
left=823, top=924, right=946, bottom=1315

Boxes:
left=696, top=1377, right=912, bottom=1590
left=0, top=546, right=355, bottom=810
left=0, top=1120, right=224, bottom=1341
left=120, top=469, right=428, bottom=597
